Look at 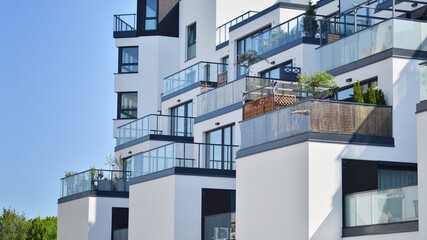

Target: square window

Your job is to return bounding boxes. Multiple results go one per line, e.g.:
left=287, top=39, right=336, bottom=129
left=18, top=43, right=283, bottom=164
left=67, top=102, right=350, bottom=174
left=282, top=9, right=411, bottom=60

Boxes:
left=119, top=47, right=138, bottom=73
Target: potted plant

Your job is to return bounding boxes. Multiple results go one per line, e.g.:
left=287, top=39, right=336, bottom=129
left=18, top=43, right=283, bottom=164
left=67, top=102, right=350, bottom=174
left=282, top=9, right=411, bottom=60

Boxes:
left=303, top=0, right=318, bottom=37
left=297, top=71, right=337, bottom=98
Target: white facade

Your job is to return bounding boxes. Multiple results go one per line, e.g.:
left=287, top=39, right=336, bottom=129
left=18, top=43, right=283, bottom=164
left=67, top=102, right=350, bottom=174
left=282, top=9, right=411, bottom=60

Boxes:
left=58, top=0, right=427, bottom=239
left=58, top=197, right=128, bottom=240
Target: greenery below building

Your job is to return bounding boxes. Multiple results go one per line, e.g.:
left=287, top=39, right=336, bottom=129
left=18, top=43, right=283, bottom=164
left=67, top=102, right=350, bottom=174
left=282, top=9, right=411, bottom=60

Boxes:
left=0, top=208, right=57, bottom=240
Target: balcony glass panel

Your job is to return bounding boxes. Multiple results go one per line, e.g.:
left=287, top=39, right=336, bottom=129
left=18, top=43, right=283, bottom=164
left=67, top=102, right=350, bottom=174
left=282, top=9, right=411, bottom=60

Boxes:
left=116, top=115, right=194, bottom=146
left=129, top=142, right=238, bottom=178
left=163, top=62, right=227, bottom=97
left=345, top=185, right=418, bottom=227
left=240, top=100, right=392, bottom=149
left=60, top=169, right=131, bottom=198
left=318, top=19, right=427, bottom=72
left=216, top=11, right=258, bottom=45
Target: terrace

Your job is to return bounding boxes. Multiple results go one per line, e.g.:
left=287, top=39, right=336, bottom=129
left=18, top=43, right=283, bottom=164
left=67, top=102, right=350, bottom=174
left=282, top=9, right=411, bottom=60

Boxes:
left=116, top=114, right=194, bottom=146
left=162, top=61, right=228, bottom=98
left=239, top=100, right=392, bottom=149
left=128, top=142, right=238, bottom=178
left=196, top=74, right=305, bottom=117
left=60, top=169, right=131, bottom=198
left=113, top=14, right=137, bottom=38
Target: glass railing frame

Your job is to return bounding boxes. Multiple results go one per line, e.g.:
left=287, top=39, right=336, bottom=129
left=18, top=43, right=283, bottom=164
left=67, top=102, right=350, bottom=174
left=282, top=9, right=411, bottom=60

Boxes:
left=216, top=11, right=258, bottom=45
left=116, top=114, right=195, bottom=146
left=60, top=169, right=131, bottom=198
left=129, top=142, right=239, bottom=178
left=344, top=184, right=418, bottom=228
left=114, top=14, right=137, bottom=32
left=163, top=61, right=228, bottom=97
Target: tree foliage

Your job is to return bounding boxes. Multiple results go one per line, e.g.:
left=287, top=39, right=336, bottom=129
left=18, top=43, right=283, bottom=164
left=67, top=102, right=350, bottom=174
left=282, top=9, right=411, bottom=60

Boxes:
left=0, top=208, right=29, bottom=240
left=28, top=217, right=57, bottom=240
left=303, top=0, right=318, bottom=37
left=0, top=208, right=57, bottom=240
left=365, top=87, right=377, bottom=104
left=298, top=71, right=337, bottom=97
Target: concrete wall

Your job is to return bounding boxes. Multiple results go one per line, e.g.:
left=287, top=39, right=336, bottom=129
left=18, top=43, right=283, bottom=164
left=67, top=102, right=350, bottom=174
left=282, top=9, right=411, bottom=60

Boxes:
left=417, top=109, right=427, bottom=239
left=58, top=196, right=128, bottom=240
left=128, top=175, right=235, bottom=240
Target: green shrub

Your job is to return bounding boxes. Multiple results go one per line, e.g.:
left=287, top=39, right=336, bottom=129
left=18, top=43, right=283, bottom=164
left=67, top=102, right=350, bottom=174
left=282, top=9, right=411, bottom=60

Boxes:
left=353, top=81, right=364, bottom=103
left=375, top=89, right=386, bottom=105
left=366, top=87, right=377, bottom=104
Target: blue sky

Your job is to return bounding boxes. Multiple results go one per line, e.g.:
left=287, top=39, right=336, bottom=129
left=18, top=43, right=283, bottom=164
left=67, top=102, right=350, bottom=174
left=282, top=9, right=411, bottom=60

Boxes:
left=0, top=0, right=135, bottom=218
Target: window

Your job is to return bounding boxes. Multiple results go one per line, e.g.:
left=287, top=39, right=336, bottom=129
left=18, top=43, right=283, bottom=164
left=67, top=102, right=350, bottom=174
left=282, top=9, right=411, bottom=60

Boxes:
left=118, top=47, right=138, bottom=73
left=260, top=60, right=293, bottom=79
left=206, top=125, right=235, bottom=170
left=236, top=27, right=270, bottom=78
left=112, top=208, right=129, bottom=240
left=170, top=101, right=193, bottom=137
left=334, top=77, right=378, bottom=101
left=187, top=23, right=196, bottom=60
left=221, top=56, right=229, bottom=73
left=117, top=92, right=137, bottom=119
left=145, top=0, right=157, bottom=30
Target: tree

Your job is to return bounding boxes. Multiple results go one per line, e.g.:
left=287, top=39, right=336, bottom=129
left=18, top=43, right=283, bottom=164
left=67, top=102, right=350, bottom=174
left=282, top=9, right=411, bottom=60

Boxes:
left=303, top=0, right=318, bottom=37
left=28, top=216, right=57, bottom=240
left=375, top=89, right=387, bottom=105
left=353, top=81, right=364, bottom=103
left=298, top=71, right=337, bottom=97
left=365, top=87, right=377, bottom=104
left=0, top=208, right=29, bottom=240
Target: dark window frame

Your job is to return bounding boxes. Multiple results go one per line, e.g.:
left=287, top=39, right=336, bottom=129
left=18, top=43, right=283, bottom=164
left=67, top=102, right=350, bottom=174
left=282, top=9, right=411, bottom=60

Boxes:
left=259, top=60, right=293, bottom=79
left=118, top=46, right=138, bottom=73
left=187, top=23, right=197, bottom=60
left=205, top=124, right=235, bottom=170
left=170, top=101, right=193, bottom=137
left=333, top=76, right=378, bottom=101
left=144, top=0, right=158, bottom=31
left=117, top=92, right=138, bottom=119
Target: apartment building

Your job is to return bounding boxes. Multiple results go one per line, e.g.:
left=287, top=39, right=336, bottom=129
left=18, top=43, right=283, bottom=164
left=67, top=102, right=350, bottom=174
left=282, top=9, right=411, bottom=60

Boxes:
left=58, top=0, right=427, bottom=239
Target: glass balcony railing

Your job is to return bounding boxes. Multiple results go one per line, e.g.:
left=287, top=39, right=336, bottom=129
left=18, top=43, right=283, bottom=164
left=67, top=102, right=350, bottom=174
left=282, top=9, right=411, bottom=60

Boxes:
left=317, top=18, right=427, bottom=72
left=345, top=185, right=418, bottom=227
left=163, top=62, right=228, bottom=97
left=197, top=76, right=305, bottom=117
left=114, top=14, right=136, bottom=32
left=216, top=11, right=258, bottom=45
left=240, top=100, right=392, bottom=149
left=250, top=14, right=324, bottom=56
left=116, top=114, right=194, bottom=146
left=60, top=169, right=131, bottom=198
left=128, top=142, right=239, bottom=178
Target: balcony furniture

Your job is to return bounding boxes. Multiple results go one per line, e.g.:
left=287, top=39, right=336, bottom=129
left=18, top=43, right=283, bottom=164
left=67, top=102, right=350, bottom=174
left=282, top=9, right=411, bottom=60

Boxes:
left=218, top=71, right=227, bottom=86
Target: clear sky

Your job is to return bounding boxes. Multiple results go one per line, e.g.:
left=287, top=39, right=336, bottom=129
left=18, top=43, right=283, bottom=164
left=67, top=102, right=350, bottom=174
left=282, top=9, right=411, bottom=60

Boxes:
left=0, top=0, right=136, bottom=218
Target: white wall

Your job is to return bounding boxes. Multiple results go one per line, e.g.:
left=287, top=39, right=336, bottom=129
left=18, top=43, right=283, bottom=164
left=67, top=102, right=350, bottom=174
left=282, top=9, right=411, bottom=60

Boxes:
left=58, top=196, right=128, bottom=240
left=236, top=142, right=310, bottom=239
left=114, top=36, right=179, bottom=130
left=417, top=110, right=427, bottom=239
left=128, top=175, right=235, bottom=240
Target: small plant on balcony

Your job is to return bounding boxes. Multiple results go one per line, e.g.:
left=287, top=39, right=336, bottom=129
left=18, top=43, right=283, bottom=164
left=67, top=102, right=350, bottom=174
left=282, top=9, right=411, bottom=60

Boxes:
left=238, top=50, right=260, bottom=74
left=375, top=89, right=386, bottom=105
left=303, top=0, right=319, bottom=37
left=364, top=87, right=377, bottom=104
left=353, top=81, right=364, bottom=103
left=298, top=71, right=337, bottom=98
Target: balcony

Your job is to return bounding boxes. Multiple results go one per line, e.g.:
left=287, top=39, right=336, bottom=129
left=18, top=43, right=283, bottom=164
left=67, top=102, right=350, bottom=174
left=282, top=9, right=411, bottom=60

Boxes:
left=129, top=142, right=238, bottom=178
left=345, top=185, right=418, bottom=227
left=317, top=18, right=427, bottom=72
left=197, top=75, right=304, bottom=117
left=240, top=100, right=392, bottom=149
left=249, top=13, right=324, bottom=56
left=116, top=114, right=194, bottom=146
left=114, top=14, right=136, bottom=38
left=163, top=62, right=228, bottom=98
left=216, top=11, right=258, bottom=46
left=60, top=169, right=131, bottom=198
